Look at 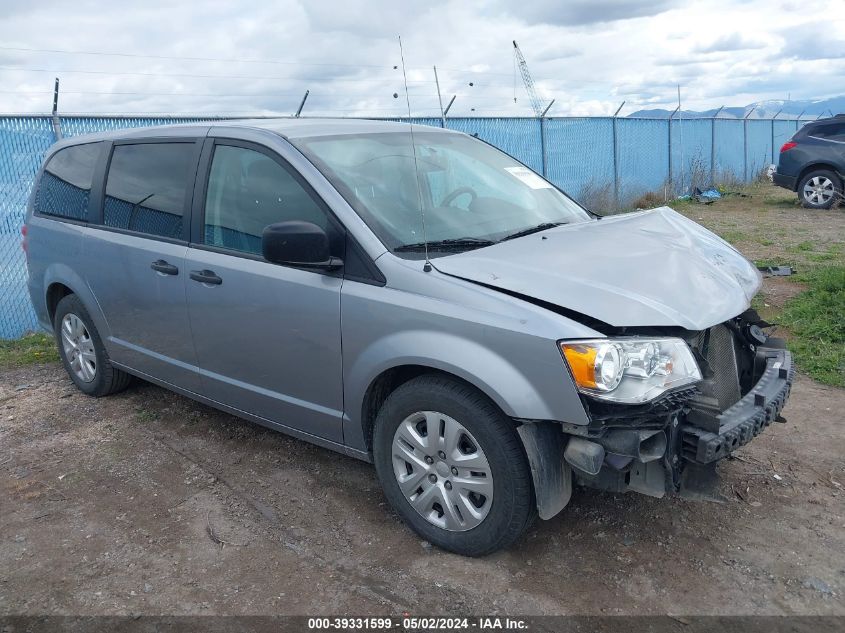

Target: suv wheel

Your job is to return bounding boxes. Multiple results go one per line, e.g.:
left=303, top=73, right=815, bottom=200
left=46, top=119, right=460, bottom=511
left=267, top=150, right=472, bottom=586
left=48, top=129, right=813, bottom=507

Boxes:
left=372, top=374, right=536, bottom=556
left=53, top=294, right=132, bottom=397
left=798, top=169, right=842, bottom=209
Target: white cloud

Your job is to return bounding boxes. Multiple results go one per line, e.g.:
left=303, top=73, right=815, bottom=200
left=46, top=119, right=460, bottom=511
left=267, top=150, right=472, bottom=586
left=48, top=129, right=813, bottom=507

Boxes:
left=694, top=33, right=770, bottom=53
left=0, top=0, right=841, bottom=117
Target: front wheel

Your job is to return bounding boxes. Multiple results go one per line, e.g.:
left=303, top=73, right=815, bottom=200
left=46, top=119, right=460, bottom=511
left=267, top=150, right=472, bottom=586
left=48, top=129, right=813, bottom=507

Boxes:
left=372, top=374, right=536, bottom=556
left=798, top=169, right=842, bottom=209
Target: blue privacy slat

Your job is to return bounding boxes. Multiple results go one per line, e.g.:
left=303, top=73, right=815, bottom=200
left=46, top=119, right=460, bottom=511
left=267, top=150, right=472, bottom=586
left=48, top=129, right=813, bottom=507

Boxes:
left=446, top=118, right=543, bottom=175
left=617, top=117, right=669, bottom=202
left=670, top=118, right=712, bottom=194
left=713, top=119, right=745, bottom=181
left=544, top=117, right=614, bottom=204
left=746, top=119, right=773, bottom=179
left=0, top=115, right=796, bottom=338
left=0, top=117, right=55, bottom=338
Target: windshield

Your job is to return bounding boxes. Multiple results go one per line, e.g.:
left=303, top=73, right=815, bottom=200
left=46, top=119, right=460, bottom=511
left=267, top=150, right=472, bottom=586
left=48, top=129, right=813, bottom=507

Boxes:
left=292, top=131, right=592, bottom=256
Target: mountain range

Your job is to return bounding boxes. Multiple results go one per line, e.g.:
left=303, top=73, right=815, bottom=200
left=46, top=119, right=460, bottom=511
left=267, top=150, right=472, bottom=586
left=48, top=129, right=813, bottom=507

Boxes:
left=628, top=95, right=845, bottom=119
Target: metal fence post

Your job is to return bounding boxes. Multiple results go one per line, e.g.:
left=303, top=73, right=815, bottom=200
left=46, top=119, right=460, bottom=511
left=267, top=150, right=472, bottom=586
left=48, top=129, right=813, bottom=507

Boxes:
left=433, top=66, right=446, bottom=128
left=540, top=116, right=548, bottom=178
left=710, top=118, right=716, bottom=187
left=770, top=110, right=782, bottom=164
left=743, top=105, right=756, bottom=182
left=50, top=77, right=62, bottom=140
left=668, top=106, right=679, bottom=196
left=611, top=102, right=624, bottom=208
left=710, top=106, right=723, bottom=186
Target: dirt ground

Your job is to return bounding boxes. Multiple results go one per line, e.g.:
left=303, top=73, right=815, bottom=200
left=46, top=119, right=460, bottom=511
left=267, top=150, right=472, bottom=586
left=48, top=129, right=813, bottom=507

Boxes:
left=1, top=357, right=843, bottom=616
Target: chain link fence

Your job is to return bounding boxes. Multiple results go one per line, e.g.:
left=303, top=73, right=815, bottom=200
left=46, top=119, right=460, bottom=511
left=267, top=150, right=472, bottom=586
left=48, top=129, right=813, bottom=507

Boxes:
left=0, top=114, right=807, bottom=338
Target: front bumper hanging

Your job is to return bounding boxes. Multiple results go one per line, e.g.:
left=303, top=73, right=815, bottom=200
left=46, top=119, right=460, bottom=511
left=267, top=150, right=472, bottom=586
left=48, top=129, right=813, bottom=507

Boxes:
left=681, top=349, right=794, bottom=464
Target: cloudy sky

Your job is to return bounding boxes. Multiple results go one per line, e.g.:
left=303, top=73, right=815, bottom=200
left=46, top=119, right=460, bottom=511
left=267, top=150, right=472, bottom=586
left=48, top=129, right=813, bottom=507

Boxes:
left=1, top=0, right=843, bottom=117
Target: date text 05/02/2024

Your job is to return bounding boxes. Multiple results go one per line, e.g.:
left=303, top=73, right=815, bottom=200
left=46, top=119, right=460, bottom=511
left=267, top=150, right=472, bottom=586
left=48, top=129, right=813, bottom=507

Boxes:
left=306, top=617, right=529, bottom=630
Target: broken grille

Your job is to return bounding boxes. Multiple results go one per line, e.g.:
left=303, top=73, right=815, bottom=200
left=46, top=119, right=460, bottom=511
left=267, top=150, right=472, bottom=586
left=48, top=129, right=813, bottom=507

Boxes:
left=692, top=324, right=742, bottom=411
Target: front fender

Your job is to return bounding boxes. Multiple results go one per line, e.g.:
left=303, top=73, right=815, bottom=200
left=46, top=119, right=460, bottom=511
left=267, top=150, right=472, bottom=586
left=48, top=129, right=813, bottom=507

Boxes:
left=343, top=329, right=589, bottom=451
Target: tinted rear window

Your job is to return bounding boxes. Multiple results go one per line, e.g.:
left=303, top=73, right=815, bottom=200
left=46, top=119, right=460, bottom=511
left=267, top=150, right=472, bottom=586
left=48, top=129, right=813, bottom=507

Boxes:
left=35, top=142, right=102, bottom=221
left=104, top=143, right=195, bottom=240
left=809, top=123, right=845, bottom=140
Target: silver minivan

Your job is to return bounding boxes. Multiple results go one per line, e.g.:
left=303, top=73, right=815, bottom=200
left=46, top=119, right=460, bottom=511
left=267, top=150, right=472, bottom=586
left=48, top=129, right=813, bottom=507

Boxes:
left=25, top=119, right=793, bottom=556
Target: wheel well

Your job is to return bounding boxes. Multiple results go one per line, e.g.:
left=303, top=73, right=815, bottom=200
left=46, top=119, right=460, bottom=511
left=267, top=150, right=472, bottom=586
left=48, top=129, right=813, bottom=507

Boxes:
left=797, top=163, right=843, bottom=189
left=360, top=365, right=504, bottom=451
left=46, top=283, right=73, bottom=326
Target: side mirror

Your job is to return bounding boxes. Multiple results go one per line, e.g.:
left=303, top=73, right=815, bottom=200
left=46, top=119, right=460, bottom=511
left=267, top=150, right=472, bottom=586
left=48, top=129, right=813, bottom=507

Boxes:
left=262, top=221, right=343, bottom=270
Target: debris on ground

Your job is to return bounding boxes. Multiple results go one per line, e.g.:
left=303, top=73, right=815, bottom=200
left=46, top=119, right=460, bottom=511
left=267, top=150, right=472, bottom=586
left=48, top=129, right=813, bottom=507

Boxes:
left=802, top=577, right=835, bottom=596
left=693, top=187, right=722, bottom=203
left=757, top=265, right=795, bottom=277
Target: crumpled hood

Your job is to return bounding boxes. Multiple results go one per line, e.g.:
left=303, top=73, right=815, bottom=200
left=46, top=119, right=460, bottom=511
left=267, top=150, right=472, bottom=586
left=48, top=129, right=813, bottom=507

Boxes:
left=433, top=206, right=762, bottom=330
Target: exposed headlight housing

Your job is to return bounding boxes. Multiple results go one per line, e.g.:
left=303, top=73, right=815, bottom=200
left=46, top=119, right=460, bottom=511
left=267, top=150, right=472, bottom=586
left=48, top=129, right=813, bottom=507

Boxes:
left=559, top=338, right=702, bottom=404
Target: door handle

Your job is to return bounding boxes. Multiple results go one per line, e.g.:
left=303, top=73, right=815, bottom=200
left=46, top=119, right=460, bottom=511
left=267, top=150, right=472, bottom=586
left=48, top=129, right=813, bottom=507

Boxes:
left=150, top=259, right=179, bottom=275
left=189, top=269, right=223, bottom=285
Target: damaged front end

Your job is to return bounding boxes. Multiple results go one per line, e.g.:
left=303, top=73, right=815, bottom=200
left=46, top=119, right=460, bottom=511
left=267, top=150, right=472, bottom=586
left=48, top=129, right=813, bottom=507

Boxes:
left=523, top=310, right=794, bottom=517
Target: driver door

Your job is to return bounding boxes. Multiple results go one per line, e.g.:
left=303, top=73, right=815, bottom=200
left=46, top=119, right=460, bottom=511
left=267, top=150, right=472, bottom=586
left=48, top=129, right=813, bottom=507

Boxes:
left=185, top=140, right=345, bottom=442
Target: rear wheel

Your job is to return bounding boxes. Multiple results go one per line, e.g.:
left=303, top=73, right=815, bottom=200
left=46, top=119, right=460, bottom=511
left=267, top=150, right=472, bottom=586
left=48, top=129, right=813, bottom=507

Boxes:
left=798, top=169, right=842, bottom=209
left=372, top=374, right=536, bottom=556
left=53, top=294, right=132, bottom=397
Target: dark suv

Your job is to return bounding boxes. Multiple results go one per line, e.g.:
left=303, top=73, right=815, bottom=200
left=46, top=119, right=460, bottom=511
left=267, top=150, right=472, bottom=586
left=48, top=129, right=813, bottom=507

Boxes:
left=774, top=115, right=845, bottom=209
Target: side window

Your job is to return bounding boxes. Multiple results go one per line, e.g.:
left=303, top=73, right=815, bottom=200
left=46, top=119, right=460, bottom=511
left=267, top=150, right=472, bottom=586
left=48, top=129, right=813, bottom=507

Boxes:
left=203, top=145, right=329, bottom=255
left=103, top=143, right=194, bottom=240
left=35, top=142, right=102, bottom=221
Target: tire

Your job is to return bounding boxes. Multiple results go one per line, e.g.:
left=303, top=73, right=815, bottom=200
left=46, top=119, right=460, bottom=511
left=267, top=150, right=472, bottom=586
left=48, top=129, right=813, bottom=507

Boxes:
left=53, top=294, right=132, bottom=397
left=372, top=374, right=536, bottom=556
left=798, top=169, right=842, bottom=209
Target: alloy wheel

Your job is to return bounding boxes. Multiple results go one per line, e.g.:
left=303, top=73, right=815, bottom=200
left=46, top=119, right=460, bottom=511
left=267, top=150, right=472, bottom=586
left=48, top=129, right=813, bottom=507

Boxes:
left=61, top=313, right=96, bottom=383
left=803, top=175, right=835, bottom=206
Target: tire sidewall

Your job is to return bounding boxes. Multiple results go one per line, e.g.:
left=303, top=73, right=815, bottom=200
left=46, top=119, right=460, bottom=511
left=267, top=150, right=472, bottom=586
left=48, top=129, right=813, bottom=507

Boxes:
left=799, top=170, right=841, bottom=209
left=373, top=378, right=532, bottom=556
left=53, top=295, right=110, bottom=396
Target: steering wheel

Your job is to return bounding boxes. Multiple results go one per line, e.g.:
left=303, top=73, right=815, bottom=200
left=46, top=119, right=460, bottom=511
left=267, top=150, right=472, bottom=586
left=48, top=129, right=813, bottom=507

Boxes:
left=441, top=186, right=477, bottom=208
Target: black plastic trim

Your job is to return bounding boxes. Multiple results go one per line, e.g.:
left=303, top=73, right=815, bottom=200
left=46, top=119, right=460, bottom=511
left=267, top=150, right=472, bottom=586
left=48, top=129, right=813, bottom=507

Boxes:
left=681, top=349, right=793, bottom=464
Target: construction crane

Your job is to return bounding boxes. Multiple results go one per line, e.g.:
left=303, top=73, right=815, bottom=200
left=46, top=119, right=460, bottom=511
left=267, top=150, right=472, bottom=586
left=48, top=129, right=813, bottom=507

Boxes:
left=513, top=40, right=553, bottom=117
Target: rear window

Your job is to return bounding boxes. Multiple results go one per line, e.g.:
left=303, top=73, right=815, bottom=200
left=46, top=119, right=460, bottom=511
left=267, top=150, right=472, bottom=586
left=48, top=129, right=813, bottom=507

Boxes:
left=809, top=123, right=845, bottom=141
left=34, top=142, right=102, bottom=221
left=103, top=143, right=195, bottom=240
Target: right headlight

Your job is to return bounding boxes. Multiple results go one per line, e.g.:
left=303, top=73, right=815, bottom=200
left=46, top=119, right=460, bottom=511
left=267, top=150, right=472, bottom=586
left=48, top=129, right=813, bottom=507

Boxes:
left=559, top=337, right=702, bottom=404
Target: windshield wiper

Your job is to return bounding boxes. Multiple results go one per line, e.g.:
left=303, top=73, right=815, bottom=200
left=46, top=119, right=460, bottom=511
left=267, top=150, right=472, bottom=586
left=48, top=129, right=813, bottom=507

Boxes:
left=393, top=237, right=496, bottom=252
left=500, top=222, right=566, bottom=242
